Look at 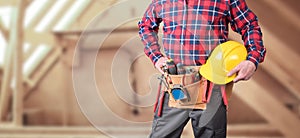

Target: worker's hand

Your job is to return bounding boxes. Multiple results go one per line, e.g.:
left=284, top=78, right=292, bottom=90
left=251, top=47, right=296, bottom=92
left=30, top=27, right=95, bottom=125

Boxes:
left=155, top=57, right=168, bottom=74
left=227, top=60, right=256, bottom=83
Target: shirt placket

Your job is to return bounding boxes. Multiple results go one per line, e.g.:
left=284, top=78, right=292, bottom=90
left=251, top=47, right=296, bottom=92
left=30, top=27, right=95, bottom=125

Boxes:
left=180, top=0, right=188, bottom=62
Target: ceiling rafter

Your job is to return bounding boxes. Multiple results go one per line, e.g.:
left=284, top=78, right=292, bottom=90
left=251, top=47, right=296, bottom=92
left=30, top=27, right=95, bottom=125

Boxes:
left=229, top=25, right=300, bottom=100
left=24, top=31, right=55, bottom=47
left=38, top=0, right=74, bottom=32
left=54, top=0, right=93, bottom=31
left=0, top=0, right=18, bottom=6
left=71, top=0, right=94, bottom=28
left=0, top=0, right=33, bottom=41
left=260, top=28, right=300, bottom=99
left=0, top=18, right=8, bottom=41
left=12, top=0, right=27, bottom=125
left=26, top=0, right=56, bottom=30
left=0, top=0, right=27, bottom=125
left=0, top=0, right=32, bottom=6
left=234, top=79, right=300, bottom=138
left=22, top=43, right=35, bottom=63
left=262, top=0, right=300, bottom=31
left=71, top=0, right=121, bottom=30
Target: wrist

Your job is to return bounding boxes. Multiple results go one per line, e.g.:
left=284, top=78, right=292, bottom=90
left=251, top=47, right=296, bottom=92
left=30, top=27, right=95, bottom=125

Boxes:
left=246, top=57, right=259, bottom=70
left=245, top=60, right=257, bottom=71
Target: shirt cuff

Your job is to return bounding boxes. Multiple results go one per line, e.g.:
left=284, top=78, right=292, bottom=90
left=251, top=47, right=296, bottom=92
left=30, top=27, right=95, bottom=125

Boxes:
left=246, top=51, right=261, bottom=69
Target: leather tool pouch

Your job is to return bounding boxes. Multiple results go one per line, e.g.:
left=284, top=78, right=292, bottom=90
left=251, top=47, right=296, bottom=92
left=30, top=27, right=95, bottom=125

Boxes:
left=167, top=72, right=208, bottom=109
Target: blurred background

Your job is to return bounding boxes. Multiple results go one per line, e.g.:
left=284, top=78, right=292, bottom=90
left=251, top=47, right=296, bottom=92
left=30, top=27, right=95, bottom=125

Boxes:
left=0, top=0, right=299, bottom=137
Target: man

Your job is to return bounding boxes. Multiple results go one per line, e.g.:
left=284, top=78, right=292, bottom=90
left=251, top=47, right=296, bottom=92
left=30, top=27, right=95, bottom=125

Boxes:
left=138, top=0, right=266, bottom=137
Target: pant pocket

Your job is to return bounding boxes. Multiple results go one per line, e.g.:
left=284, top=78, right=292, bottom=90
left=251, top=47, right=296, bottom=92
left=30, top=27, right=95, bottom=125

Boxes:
left=214, top=128, right=226, bottom=138
left=179, top=78, right=207, bottom=106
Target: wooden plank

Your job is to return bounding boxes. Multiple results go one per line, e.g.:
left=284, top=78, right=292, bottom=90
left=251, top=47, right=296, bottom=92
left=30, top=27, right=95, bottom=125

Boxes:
left=0, top=18, right=9, bottom=41
left=53, top=27, right=138, bottom=51
left=70, top=0, right=118, bottom=30
left=234, top=79, right=300, bottom=138
left=23, top=45, right=53, bottom=77
left=24, top=31, right=55, bottom=47
left=0, top=44, right=13, bottom=122
left=0, top=0, right=18, bottom=6
left=229, top=25, right=300, bottom=100
left=227, top=123, right=281, bottom=137
left=185, top=121, right=281, bottom=137
left=0, top=16, right=15, bottom=123
left=0, top=124, right=281, bottom=137
left=11, top=0, right=26, bottom=126
left=23, top=48, right=60, bottom=102
left=0, top=135, right=110, bottom=138
left=29, top=48, right=60, bottom=89
left=246, top=0, right=300, bottom=54
left=53, top=0, right=92, bottom=31
left=262, top=0, right=300, bottom=31
left=21, top=32, right=55, bottom=60
left=42, top=0, right=74, bottom=31
left=69, top=0, right=94, bottom=30
left=54, top=27, right=138, bottom=36
left=26, top=0, right=56, bottom=30
left=254, top=69, right=299, bottom=111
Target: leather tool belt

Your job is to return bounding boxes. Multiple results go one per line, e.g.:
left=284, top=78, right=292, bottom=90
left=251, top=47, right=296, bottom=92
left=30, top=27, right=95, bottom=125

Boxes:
left=154, top=66, right=234, bottom=116
left=165, top=66, right=233, bottom=109
left=164, top=66, right=207, bottom=109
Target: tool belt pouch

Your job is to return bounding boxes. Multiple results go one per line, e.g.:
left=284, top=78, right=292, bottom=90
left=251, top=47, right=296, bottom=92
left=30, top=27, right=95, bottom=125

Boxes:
left=167, top=72, right=208, bottom=109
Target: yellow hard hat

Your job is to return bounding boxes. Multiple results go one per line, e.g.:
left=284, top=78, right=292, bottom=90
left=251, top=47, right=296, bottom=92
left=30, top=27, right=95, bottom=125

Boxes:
left=200, top=41, right=247, bottom=84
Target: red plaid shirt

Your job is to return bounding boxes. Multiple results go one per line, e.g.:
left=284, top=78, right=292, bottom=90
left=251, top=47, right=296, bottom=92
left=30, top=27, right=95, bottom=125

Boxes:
left=138, top=0, right=266, bottom=66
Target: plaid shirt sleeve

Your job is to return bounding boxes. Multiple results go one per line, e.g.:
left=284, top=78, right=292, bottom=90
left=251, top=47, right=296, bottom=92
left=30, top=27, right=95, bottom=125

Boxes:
left=228, top=0, right=266, bottom=67
left=138, top=1, right=163, bottom=65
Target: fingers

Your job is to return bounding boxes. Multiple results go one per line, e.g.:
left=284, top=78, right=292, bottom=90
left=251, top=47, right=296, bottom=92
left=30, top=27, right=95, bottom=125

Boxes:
left=155, top=57, right=168, bottom=74
left=158, top=68, right=164, bottom=74
left=227, top=64, right=241, bottom=77
left=232, top=61, right=256, bottom=83
left=155, top=63, right=165, bottom=74
left=233, top=68, right=247, bottom=83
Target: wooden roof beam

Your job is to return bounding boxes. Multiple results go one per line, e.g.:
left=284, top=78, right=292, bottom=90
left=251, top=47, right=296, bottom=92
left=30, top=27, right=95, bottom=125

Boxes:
left=259, top=27, right=300, bottom=99
left=234, top=79, right=300, bottom=138
left=262, top=0, right=300, bottom=31
left=229, top=25, right=300, bottom=100
left=0, top=18, right=9, bottom=41
left=40, top=0, right=74, bottom=32
left=0, top=0, right=18, bottom=6
left=24, top=31, right=55, bottom=47
left=25, top=47, right=61, bottom=93
left=26, top=0, right=56, bottom=30
left=71, top=0, right=122, bottom=30
left=0, top=0, right=26, bottom=125
left=53, top=0, right=92, bottom=31
left=11, top=0, right=26, bottom=126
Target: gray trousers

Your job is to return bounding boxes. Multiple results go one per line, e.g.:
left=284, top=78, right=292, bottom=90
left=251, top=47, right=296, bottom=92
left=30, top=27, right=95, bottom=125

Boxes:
left=149, top=85, right=227, bottom=138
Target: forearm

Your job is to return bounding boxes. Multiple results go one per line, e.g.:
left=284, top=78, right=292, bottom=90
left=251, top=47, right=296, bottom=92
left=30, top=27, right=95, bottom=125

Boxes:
left=138, top=24, right=163, bottom=64
left=138, top=2, right=163, bottom=65
left=229, top=0, right=266, bottom=67
left=241, top=20, right=266, bottom=67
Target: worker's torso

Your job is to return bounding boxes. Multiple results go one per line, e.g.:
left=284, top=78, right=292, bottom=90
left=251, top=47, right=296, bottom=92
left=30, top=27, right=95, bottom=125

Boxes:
left=153, top=0, right=231, bottom=66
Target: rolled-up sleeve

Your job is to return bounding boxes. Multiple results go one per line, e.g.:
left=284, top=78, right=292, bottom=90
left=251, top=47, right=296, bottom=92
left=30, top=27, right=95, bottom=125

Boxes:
left=138, top=1, right=163, bottom=65
left=228, top=0, right=266, bottom=67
